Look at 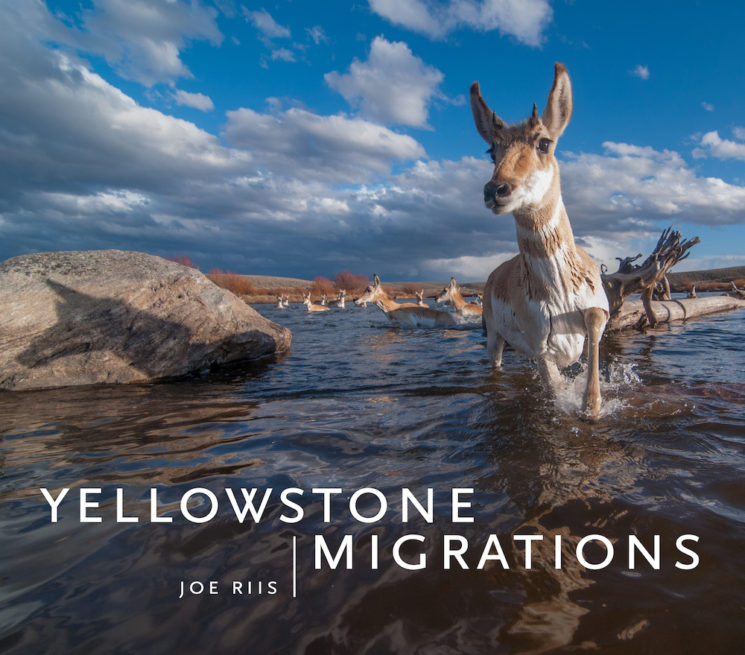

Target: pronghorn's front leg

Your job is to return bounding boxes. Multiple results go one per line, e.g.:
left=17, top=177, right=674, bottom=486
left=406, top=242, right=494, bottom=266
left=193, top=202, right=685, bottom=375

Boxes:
left=486, top=329, right=505, bottom=368
left=582, top=307, right=607, bottom=420
left=537, top=356, right=561, bottom=388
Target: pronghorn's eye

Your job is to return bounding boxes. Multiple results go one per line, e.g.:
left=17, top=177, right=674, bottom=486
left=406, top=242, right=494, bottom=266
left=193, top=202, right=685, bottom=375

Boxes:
left=537, top=138, right=552, bottom=154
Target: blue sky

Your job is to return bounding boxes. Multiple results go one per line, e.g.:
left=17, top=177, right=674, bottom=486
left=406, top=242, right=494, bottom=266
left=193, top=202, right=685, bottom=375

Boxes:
left=2, top=0, right=745, bottom=280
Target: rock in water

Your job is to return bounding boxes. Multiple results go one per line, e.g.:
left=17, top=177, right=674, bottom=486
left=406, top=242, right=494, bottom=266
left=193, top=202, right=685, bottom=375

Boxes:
left=0, top=250, right=292, bottom=390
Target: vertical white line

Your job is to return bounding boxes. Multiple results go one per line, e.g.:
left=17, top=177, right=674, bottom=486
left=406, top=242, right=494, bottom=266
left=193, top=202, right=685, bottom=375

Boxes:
left=292, top=536, right=297, bottom=598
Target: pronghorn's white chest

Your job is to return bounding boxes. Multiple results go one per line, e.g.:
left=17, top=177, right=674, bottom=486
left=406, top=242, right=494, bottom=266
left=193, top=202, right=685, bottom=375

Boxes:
left=489, top=248, right=608, bottom=367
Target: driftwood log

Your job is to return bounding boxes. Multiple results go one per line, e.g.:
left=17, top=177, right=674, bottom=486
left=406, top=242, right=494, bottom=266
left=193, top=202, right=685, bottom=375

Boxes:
left=602, top=227, right=701, bottom=327
left=730, top=281, right=745, bottom=299
left=608, top=296, right=745, bottom=331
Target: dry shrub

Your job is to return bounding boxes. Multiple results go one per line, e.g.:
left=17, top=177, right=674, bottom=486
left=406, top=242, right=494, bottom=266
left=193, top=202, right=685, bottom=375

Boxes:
left=207, top=270, right=257, bottom=295
left=696, top=281, right=729, bottom=292
left=333, top=271, right=369, bottom=292
left=165, top=255, right=199, bottom=269
left=312, top=276, right=335, bottom=295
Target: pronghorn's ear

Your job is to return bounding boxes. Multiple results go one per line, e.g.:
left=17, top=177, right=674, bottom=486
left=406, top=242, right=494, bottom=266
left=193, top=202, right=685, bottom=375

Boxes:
left=542, top=63, right=572, bottom=140
left=373, top=273, right=381, bottom=287
left=450, top=276, right=457, bottom=288
left=470, top=82, right=504, bottom=144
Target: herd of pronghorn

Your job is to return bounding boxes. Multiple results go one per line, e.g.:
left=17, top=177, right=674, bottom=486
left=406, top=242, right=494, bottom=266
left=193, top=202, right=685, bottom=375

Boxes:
left=276, top=274, right=483, bottom=329
left=278, top=64, right=612, bottom=418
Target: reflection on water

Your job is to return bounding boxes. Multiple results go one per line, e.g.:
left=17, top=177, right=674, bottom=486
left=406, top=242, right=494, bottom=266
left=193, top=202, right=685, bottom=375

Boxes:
left=1, top=300, right=745, bottom=653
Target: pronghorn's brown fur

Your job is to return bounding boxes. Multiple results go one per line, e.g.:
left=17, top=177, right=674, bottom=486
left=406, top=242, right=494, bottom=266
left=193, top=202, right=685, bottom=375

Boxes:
left=471, top=63, right=609, bottom=419
left=355, top=275, right=456, bottom=327
left=436, top=277, right=483, bottom=317
left=356, top=274, right=419, bottom=311
left=303, top=291, right=330, bottom=312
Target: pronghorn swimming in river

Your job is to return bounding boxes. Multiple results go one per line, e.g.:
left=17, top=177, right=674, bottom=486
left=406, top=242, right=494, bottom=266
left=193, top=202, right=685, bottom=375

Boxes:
left=355, top=275, right=456, bottom=327
left=436, top=277, right=483, bottom=317
left=415, top=290, right=426, bottom=307
left=329, top=290, right=346, bottom=309
left=471, top=63, right=609, bottom=419
left=276, top=295, right=284, bottom=309
left=303, top=291, right=330, bottom=312
left=320, top=293, right=328, bottom=306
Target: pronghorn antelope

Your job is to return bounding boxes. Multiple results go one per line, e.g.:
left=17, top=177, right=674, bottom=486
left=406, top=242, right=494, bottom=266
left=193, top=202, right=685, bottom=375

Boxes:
left=435, top=277, right=483, bottom=317
left=329, top=289, right=346, bottom=309
left=355, top=274, right=456, bottom=327
left=415, top=290, right=427, bottom=307
left=282, top=295, right=290, bottom=308
left=320, top=293, right=328, bottom=306
left=303, top=291, right=330, bottom=312
left=276, top=295, right=284, bottom=309
left=471, top=63, right=609, bottom=418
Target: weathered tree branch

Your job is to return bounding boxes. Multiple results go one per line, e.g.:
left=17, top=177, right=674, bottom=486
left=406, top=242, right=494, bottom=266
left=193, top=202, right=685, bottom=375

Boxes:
left=730, top=281, right=745, bottom=299
left=608, top=296, right=745, bottom=331
left=602, top=226, right=701, bottom=326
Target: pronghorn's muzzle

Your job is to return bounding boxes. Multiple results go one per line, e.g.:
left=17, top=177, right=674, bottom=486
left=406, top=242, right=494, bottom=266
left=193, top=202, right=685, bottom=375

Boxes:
left=484, top=181, right=512, bottom=209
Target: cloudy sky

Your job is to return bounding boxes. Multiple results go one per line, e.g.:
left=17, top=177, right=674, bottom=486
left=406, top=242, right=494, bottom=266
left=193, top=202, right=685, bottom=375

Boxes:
left=2, top=0, right=745, bottom=280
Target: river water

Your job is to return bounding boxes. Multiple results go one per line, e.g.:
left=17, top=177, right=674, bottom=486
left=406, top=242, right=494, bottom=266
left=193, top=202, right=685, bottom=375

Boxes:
left=1, top=297, right=744, bottom=654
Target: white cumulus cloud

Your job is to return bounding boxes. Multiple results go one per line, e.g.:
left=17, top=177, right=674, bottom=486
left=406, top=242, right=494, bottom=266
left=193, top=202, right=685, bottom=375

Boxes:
left=173, top=89, right=214, bottom=111
left=69, top=0, right=222, bottom=86
left=368, top=0, right=553, bottom=46
left=325, top=36, right=444, bottom=127
left=245, top=8, right=291, bottom=40
left=693, top=130, right=745, bottom=161
left=223, top=107, right=426, bottom=183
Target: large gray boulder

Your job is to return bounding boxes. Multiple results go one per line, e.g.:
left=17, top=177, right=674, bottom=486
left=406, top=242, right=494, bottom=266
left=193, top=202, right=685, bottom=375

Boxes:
left=0, top=250, right=292, bottom=390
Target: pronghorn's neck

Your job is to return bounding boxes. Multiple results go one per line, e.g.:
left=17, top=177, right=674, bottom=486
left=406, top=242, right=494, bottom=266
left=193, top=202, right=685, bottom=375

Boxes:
left=376, top=290, right=402, bottom=313
left=449, top=288, right=467, bottom=310
left=512, top=177, right=585, bottom=298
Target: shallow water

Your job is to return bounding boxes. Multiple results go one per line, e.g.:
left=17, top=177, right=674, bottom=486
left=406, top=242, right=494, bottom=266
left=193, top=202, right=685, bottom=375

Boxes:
left=1, top=297, right=745, bottom=654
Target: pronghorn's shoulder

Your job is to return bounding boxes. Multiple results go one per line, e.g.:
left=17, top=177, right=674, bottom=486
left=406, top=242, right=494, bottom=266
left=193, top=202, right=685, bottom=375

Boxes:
left=574, top=245, right=601, bottom=278
left=574, top=244, right=604, bottom=291
left=572, top=245, right=610, bottom=312
left=484, top=254, right=522, bottom=302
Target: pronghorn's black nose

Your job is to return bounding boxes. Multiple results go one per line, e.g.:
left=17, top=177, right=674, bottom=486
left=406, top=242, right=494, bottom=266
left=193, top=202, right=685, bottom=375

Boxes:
left=484, top=181, right=512, bottom=203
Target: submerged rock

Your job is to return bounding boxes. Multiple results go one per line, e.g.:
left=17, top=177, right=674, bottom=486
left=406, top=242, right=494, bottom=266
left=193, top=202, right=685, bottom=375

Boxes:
left=0, top=250, right=291, bottom=390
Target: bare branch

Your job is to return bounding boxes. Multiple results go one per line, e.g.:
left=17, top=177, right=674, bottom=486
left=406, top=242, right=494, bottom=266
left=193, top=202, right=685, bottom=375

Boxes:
left=602, top=226, right=701, bottom=323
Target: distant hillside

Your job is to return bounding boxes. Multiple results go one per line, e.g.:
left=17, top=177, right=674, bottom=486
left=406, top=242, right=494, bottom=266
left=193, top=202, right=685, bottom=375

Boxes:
left=240, top=276, right=481, bottom=296
left=668, top=266, right=745, bottom=286
left=243, top=275, right=311, bottom=289
left=217, top=266, right=745, bottom=303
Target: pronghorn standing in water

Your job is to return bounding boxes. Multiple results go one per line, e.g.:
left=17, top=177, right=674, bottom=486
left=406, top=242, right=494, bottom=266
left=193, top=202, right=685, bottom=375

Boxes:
left=436, top=277, right=483, bottom=317
left=302, top=291, right=330, bottom=312
left=329, top=290, right=346, bottom=309
left=415, top=290, right=427, bottom=307
left=355, top=275, right=456, bottom=327
left=470, top=63, right=609, bottom=418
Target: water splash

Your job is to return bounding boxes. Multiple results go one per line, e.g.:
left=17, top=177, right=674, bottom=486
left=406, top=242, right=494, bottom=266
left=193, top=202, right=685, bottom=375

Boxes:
left=553, top=359, right=642, bottom=418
